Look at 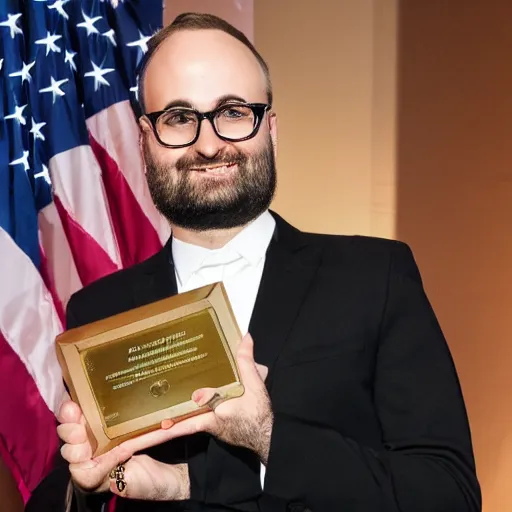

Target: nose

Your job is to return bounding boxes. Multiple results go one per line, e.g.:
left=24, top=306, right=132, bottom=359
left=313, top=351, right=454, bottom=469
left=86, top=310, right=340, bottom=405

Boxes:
left=193, top=118, right=226, bottom=160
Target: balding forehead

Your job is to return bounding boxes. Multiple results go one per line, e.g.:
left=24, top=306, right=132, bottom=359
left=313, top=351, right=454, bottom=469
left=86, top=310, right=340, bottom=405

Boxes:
left=142, top=29, right=268, bottom=112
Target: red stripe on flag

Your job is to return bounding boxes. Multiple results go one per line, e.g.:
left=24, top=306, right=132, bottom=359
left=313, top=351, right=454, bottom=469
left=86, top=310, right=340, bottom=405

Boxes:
left=0, top=435, right=30, bottom=503
left=39, top=246, right=66, bottom=326
left=53, top=194, right=119, bottom=287
left=89, top=133, right=163, bottom=268
left=0, top=331, right=59, bottom=501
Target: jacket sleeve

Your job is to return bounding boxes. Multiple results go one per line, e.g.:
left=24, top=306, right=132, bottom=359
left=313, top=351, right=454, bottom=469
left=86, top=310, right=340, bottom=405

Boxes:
left=62, top=296, right=113, bottom=512
left=262, top=242, right=481, bottom=512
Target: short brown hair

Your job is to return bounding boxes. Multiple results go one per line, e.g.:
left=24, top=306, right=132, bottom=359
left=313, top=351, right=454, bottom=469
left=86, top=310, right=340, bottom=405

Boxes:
left=136, top=12, right=273, bottom=115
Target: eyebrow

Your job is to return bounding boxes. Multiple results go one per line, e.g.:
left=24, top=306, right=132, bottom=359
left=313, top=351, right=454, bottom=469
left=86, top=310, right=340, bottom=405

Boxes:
left=161, top=94, right=248, bottom=112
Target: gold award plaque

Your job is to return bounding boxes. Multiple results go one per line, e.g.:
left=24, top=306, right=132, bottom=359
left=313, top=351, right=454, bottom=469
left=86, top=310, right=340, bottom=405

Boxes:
left=56, top=283, right=244, bottom=456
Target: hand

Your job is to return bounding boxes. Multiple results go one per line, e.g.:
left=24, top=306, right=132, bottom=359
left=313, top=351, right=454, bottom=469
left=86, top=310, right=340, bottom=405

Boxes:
left=57, top=401, right=190, bottom=500
left=124, top=334, right=273, bottom=464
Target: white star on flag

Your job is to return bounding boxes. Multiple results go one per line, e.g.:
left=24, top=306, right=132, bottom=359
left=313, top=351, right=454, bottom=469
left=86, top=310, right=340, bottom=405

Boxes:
left=77, top=11, right=102, bottom=36
left=48, top=0, right=70, bottom=20
left=39, top=76, right=69, bottom=103
left=35, top=31, right=63, bottom=56
left=0, top=59, right=3, bottom=70
left=129, top=85, right=138, bottom=100
left=9, top=61, right=36, bottom=83
left=0, top=13, right=23, bottom=39
left=84, top=61, right=115, bottom=91
left=100, top=0, right=125, bottom=5
left=9, top=151, right=30, bottom=172
left=4, top=104, right=28, bottom=125
left=65, top=50, right=77, bottom=71
left=30, top=118, right=47, bottom=141
left=102, top=29, right=116, bottom=46
left=126, top=30, right=151, bottom=53
left=34, top=164, right=51, bottom=185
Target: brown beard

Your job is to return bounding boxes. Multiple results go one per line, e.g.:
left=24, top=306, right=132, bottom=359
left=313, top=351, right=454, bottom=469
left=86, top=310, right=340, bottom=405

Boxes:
left=143, top=136, right=277, bottom=231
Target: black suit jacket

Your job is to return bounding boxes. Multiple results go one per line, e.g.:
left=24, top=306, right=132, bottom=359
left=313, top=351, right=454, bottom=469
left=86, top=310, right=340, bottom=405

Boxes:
left=27, top=212, right=481, bottom=512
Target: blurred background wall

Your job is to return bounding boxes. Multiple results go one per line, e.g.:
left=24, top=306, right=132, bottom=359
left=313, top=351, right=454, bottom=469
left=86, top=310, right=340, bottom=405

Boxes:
left=396, top=3, right=512, bottom=510
left=164, top=1, right=511, bottom=509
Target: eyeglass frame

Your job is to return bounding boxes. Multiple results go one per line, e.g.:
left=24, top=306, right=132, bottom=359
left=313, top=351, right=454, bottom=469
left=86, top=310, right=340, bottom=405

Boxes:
left=141, top=102, right=272, bottom=149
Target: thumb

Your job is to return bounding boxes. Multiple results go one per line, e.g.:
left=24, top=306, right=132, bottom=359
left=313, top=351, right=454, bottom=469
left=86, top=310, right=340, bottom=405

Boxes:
left=69, top=444, right=133, bottom=493
left=236, top=334, right=266, bottom=389
left=58, top=400, right=83, bottom=424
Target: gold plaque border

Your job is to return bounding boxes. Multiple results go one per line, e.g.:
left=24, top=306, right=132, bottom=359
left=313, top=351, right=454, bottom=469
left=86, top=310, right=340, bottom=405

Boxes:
left=57, top=282, right=244, bottom=456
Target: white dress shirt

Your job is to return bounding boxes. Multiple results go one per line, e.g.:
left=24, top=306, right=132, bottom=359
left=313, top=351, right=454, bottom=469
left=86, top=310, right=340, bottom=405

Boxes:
left=172, top=210, right=276, bottom=488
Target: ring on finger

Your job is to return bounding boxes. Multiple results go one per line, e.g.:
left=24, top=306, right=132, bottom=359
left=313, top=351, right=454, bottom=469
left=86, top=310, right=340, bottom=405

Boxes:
left=205, top=392, right=224, bottom=410
left=109, top=460, right=129, bottom=493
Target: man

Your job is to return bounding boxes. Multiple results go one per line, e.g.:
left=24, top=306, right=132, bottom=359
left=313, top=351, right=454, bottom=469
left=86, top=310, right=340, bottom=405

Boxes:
left=31, top=12, right=481, bottom=512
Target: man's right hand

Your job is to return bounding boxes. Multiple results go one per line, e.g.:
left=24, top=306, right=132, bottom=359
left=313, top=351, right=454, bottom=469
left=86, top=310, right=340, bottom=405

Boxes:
left=57, top=401, right=190, bottom=501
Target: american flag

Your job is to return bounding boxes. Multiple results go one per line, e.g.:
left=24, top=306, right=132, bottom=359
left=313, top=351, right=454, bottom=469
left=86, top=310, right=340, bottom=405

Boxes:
left=0, top=0, right=169, bottom=502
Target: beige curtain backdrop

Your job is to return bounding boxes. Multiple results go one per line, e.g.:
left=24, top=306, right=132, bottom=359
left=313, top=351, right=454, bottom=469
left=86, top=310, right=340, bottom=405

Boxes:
left=6, top=1, right=508, bottom=510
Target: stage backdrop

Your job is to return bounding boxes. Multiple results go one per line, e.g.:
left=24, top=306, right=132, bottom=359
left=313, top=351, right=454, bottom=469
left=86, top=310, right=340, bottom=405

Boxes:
left=166, top=1, right=512, bottom=511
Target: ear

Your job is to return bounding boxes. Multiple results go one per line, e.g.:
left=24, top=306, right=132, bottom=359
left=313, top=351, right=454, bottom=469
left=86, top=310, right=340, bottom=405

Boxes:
left=138, top=123, right=148, bottom=175
left=268, top=111, right=278, bottom=159
left=138, top=115, right=151, bottom=133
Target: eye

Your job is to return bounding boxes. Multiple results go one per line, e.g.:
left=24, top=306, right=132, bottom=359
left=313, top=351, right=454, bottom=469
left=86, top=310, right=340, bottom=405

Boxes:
left=219, top=105, right=252, bottom=120
left=224, top=108, right=244, bottom=118
left=161, top=110, right=196, bottom=127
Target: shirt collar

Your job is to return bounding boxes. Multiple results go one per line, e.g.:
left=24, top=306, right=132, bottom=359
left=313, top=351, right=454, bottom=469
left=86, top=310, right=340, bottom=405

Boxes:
left=172, top=210, right=276, bottom=286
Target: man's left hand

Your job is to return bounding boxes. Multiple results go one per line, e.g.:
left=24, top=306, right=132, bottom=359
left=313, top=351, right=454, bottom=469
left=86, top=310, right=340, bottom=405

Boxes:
left=120, top=334, right=273, bottom=464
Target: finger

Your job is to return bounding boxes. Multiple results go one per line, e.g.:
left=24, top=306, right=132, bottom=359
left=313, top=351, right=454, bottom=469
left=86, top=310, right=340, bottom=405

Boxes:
left=255, top=363, right=269, bottom=382
left=160, top=413, right=218, bottom=439
left=162, top=413, right=216, bottom=438
left=61, top=441, right=92, bottom=464
left=58, top=400, right=83, bottom=424
left=191, top=387, right=217, bottom=407
left=68, top=445, right=132, bottom=493
left=120, top=417, right=211, bottom=455
left=57, top=423, right=88, bottom=445
left=204, top=392, right=225, bottom=410
left=236, top=334, right=265, bottom=388
left=111, top=455, right=186, bottom=500
left=161, top=419, right=174, bottom=430
left=119, top=427, right=185, bottom=455
left=109, top=457, right=132, bottom=497
left=161, top=389, right=217, bottom=429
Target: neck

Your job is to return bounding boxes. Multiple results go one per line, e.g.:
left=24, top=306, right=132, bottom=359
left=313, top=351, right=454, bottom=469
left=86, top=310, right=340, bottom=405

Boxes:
left=170, top=224, right=248, bottom=250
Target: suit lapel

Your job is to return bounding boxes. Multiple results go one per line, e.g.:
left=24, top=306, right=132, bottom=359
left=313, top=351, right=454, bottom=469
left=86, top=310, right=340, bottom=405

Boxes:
left=132, top=237, right=178, bottom=307
left=250, top=213, right=323, bottom=390
left=204, top=214, right=323, bottom=500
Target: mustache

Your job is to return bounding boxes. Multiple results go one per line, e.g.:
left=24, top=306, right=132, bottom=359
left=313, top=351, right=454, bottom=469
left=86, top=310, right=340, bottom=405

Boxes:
left=175, top=150, right=248, bottom=172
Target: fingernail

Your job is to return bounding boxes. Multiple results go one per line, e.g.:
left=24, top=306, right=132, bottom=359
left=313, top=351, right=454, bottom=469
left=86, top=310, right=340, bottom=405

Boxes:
left=161, top=419, right=173, bottom=429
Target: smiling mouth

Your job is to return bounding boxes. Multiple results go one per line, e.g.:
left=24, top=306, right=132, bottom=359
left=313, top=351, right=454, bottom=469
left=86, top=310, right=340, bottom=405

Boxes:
left=190, top=163, right=237, bottom=175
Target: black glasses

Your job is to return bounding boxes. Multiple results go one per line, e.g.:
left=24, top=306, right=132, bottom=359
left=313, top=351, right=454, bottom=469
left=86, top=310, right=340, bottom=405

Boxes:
left=143, top=103, right=271, bottom=148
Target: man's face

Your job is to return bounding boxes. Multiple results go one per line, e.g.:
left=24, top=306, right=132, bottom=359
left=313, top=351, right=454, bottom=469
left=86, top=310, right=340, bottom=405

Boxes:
left=140, top=29, right=277, bottom=231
